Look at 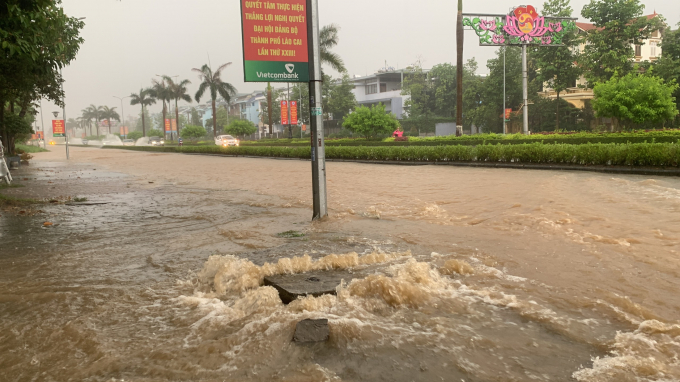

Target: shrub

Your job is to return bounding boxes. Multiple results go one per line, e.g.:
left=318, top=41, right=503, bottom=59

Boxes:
left=180, top=125, right=207, bottom=140
left=224, top=120, right=257, bottom=137
left=147, top=129, right=164, bottom=137
left=127, top=131, right=143, bottom=141
left=342, top=103, right=400, bottom=138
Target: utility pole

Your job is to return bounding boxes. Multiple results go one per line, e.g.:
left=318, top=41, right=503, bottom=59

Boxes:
left=113, top=95, right=130, bottom=138
left=455, top=0, right=464, bottom=136
left=307, top=0, right=327, bottom=219
left=60, top=68, right=69, bottom=159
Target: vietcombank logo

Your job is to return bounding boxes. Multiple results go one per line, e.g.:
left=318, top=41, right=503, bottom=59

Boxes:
left=256, top=63, right=299, bottom=79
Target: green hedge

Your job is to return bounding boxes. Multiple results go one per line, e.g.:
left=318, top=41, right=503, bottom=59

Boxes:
left=107, top=142, right=680, bottom=167
left=238, top=130, right=680, bottom=147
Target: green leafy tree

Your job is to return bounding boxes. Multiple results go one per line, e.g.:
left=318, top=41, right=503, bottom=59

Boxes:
left=130, top=88, right=156, bottom=137
left=3, top=113, right=33, bottom=150
left=473, top=47, right=529, bottom=133
left=342, top=103, right=400, bottom=138
left=327, top=73, right=357, bottom=121
left=579, top=0, right=664, bottom=85
left=654, top=23, right=680, bottom=125
left=592, top=72, right=679, bottom=129
left=259, top=88, right=284, bottom=127
left=180, top=125, right=207, bottom=140
left=190, top=107, right=202, bottom=126
left=127, top=131, right=143, bottom=141
left=401, top=62, right=436, bottom=119
left=164, top=76, right=192, bottom=136
left=533, top=0, right=581, bottom=129
left=0, top=0, right=84, bottom=153
left=193, top=63, right=238, bottom=140
left=146, top=129, right=164, bottom=137
left=225, top=120, right=257, bottom=137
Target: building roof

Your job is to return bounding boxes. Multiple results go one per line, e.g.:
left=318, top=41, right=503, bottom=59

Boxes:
left=576, top=12, right=659, bottom=32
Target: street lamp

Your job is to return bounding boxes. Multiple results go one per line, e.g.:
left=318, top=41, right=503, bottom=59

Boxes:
left=113, top=95, right=130, bottom=138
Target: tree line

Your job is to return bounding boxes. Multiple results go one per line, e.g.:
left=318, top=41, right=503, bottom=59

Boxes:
left=401, top=0, right=679, bottom=133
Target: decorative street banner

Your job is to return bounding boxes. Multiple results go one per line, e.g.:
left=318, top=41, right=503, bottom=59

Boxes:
left=505, top=108, right=512, bottom=120
left=281, top=100, right=289, bottom=124
left=165, top=119, right=171, bottom=132
left=290, top=101, right=298, bottom=125
left=463, top=5, right=576, bottom=46
left=120, top=126, right=129, bottom=136
left=52, top=120, right=65, bottom=137
left=241, top=0, right=309, bottom=82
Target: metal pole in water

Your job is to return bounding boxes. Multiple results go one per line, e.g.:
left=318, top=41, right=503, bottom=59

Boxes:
left=307, top=0, right=327, bottom=220
left=522, top=44, right=528, bottom=135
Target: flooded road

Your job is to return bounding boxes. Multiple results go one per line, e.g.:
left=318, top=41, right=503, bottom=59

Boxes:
left=1, top=147, right=679, bottom=381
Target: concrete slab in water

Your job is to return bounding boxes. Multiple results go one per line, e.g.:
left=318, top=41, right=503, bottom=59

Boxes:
left=263, top=270, right=355, bottom=304
left=293, top=319, right=329, bottom=343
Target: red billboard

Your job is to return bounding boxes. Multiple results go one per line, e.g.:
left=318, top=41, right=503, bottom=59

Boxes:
left=240, top=0, right=309, bottom=82
left=290, top=101, right=298, bottom=125
left=281, top=100, right=289, bottom=125
left=52, top=120, right=65, bottom=137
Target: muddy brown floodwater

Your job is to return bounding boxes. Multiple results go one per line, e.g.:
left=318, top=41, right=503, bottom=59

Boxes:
left=1, top=146, right=680, bottom=382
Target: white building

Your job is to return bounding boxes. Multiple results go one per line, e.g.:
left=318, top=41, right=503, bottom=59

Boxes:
left=350, top=68, right=427, bottom=119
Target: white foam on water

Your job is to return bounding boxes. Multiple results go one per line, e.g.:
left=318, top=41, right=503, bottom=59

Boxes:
left=573, top=320, right=680, bottom=381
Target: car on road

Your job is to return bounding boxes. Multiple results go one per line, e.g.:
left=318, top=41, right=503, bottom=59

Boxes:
left=82, top=139, right=89, bottom=145
left=123, top=139, right=135, bottom=146
left=148, top=136, right=164, bottom=146
left=215, top=135, right=239, bottom=147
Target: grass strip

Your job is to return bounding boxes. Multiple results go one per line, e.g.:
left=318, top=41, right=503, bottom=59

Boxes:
left=0, top=193, right=44, bottom=207
left=15, top=144, right=49, bottom=153
left=105, top=142, right=680, bottom=167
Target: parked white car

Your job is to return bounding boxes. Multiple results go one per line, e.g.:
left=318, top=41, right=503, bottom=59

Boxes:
left=215, top=135, right=239, bottom=147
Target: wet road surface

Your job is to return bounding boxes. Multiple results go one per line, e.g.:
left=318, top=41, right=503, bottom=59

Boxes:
left=1, top=146, right=679, bottom=381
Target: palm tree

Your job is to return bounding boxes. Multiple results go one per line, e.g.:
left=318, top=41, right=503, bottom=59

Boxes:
left=320, top=24, right=346, bottom=73
left=76, top=116, right=87, bottom=136
left=130, top=88, right=156, bottom=137
left=150, top=78, right=171, bottom=139
left=164, top=76, right=192, bottom=137
left=83, top=104, right=103, bottom=137
left=100, top=106, right=120, bottom=135
left=192, top=63, right=237, bottom=140
left=80, top=108, right=93, bottom=136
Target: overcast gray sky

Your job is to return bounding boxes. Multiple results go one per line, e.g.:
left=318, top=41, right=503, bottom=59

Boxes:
left=39, top=0, right=679, bottom=131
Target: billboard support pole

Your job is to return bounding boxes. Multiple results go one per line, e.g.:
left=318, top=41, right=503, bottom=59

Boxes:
left=307, top=0, right=327, bottom=220
left=522, top=44, right=528, bottom=135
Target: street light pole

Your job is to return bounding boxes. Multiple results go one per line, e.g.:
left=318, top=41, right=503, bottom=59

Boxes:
left=113, top=95, right=130, bottom=138
left=60, top=68, right=69, bottom=159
